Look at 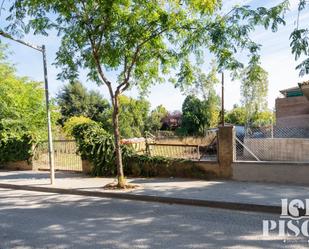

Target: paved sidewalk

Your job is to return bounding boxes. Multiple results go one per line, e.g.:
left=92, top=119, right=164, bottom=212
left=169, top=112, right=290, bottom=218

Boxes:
left=0, top=170, right=309, bottom=211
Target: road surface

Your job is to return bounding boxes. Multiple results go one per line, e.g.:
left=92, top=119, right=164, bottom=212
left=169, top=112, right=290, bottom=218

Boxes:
left=0, top=188, right=307, bottom=249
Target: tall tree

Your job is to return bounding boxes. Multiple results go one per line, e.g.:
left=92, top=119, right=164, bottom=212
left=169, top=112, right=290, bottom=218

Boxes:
left=57, top=81, right=110, bottom=126
left=179, top=60, right=220, bottom=101
left=240, top=59, right=269, bottom=126
left=181, top=95, right=214, bottom=135
left=5, top=0, right=288, bottom=187
left=117, top=96, right=150, bottom=138
left=146, top=105, right=168, bottom=133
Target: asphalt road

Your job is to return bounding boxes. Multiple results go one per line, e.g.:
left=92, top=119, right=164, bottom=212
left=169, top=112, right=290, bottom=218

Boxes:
left=0, top=188, right=307, bottom=249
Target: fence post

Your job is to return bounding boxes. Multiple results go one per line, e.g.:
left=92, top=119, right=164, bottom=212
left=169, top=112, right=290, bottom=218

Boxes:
left=217, top=125, right=235, bottom=178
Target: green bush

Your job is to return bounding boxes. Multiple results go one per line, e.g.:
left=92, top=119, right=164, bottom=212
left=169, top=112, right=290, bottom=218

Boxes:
left=72, top=122, right=133, bottom=176
left=0, top=134, right=33, bottom=163
left=63, top=116, right=94, bottom=138
left=125, top=155, right=217, bottom=179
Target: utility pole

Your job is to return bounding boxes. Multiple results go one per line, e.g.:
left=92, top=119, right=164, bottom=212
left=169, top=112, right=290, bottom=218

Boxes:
left=0, top=31, right=55, bottom=184
left=221, top=71, right=225, bottom=127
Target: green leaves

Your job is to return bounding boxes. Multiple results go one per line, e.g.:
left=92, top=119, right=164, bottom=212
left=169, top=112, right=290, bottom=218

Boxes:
left=290, top=0, right=309, bottom=76
left=180, top=94, right=219, bottom=135
left=0, top=47, right=48, bottom=141
left=5, top=0, right=288, bottom=89
left=0, top=46, right=53, bottom=162
left=57, top=81, right=111, bottom=126
left=71, top=121, right=133, bottom=176
left=117, top=95, right=150, bottom=138
left=290, top=29, right=309, bottom=60
left=240, top=61, right=269, bottom=126
left=146, top=105, right=168, bottom=132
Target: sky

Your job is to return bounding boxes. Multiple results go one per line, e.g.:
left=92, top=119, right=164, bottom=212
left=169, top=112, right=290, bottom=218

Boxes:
left=0, top=0, right=309, bottom=112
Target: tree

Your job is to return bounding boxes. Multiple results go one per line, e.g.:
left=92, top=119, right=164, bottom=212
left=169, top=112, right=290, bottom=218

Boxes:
left=251, top=110, right=274, bottom=127
left=225, top=105, right=246, bottom=126
left=0, top=45, right=55, bottom=162
left=0, top=45, right=47, bottom=140
left=290, top=0, right=309, bottom=75
left=180, top=95, right=216, bottom=135
left=225, top=105, right=273, bottom=127
left=180, top=60, right=220, bottom=100
left=240, top=59, right=269, bottom=127
left=146, top=105, right=168, bottom=132
left=117, top=96, right=150, bottom=138
left=57, top=81, right=110, bottom=126
left=5, top=0, right=288, bottom=187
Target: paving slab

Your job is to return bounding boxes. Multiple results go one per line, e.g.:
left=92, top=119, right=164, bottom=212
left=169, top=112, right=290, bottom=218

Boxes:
left=0, top=170, right=309, bottom=210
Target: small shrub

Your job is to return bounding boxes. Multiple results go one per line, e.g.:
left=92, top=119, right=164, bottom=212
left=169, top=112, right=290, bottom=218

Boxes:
left=72, top=121, right=133, bottom=176
left=63, top=116, right=94, bottom=138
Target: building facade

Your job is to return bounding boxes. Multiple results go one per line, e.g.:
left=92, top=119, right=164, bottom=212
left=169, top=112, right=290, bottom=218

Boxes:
left=276, top=83, right=309, bottom=128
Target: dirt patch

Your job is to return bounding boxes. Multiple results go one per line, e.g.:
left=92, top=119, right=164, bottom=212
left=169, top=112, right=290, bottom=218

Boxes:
left=102, top=182, right=141, bottom=190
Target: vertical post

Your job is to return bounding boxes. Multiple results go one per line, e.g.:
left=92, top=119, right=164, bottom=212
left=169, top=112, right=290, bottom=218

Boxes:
left=221, top=72, right=225, bottom=127
left=217, top=126, right=235, bottom=178
left=197, top=145, right=200, bottom=161
left=42, top=45, right=55, bottom=185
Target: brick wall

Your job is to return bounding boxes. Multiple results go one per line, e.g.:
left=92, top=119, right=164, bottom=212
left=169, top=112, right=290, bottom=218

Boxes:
left=275, top=96, right=309, bottom=128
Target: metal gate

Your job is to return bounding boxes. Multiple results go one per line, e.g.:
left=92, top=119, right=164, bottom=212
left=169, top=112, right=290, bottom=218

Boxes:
left=33, top=140, right=82, bottom=171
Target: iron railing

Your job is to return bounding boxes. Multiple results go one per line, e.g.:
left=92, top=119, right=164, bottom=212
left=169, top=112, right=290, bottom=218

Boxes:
left=147, top=142, right=217, bottom=161
left=33, top=140, right=82, bottom=171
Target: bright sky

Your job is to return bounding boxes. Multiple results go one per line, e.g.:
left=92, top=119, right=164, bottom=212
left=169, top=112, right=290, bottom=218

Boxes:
left=1, top=0, right=309, bottom=112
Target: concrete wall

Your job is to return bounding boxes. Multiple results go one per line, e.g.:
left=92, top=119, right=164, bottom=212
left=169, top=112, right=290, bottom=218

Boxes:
left=276, top=96, right=309, bottom=128
left=244, top=138, right=309, bottom=161
left=233, top=161, right=309, bottom=185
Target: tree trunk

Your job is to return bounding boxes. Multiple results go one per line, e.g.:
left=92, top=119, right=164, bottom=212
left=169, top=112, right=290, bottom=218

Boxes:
left=112, top=95, right=125, bottom=188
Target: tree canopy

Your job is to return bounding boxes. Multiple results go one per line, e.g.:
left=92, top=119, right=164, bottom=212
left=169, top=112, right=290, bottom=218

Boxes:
left=0, top=45, right=47, bottom=141
left=57, top=81, right=110, bottom=126
left=0, top=45, right=52, bottom=161
left=225, top=105, right=273, bottom=127
left=180, top=95, right=218, bottom=135
left=146, top=105, right=168, bottom=133
left=117, top=96, right=150, bottom=138
left=290, top=0, right=309, bottom=75
left=240, top=60, right=269, bottom=126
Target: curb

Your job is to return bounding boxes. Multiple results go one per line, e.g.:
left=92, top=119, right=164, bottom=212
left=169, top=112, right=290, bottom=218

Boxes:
left=0, top=183, right=281, bottom=214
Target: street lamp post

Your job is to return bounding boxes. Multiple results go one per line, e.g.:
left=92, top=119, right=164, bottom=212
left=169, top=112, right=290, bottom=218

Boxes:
left=0, top=31, right=55, bottom=184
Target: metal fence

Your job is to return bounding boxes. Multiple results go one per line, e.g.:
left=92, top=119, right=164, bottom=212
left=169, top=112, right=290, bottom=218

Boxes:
left=33, top=140, right=82, bottom=171
left=235, top=126, right=309, bottom=162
